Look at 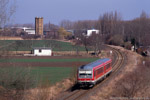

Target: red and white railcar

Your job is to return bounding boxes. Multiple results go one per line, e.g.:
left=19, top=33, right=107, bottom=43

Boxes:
left=77, top=58, right=112, bottom=86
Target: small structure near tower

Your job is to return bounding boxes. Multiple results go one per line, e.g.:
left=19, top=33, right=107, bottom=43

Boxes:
left=33, top=47, right=52, bottom=56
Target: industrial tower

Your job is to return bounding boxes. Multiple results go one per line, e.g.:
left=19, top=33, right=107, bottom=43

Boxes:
left=35, top=17, right=43, bottom=36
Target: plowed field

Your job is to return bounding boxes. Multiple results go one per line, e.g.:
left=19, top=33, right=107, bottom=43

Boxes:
left=0, top=56, right=98, bottom=67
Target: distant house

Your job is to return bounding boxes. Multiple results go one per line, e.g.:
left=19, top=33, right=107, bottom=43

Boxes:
left=11, top=27, right=36, bottom=35
left=87, top=29, right=99, bottom=36
left=33, top=47, right=52, bottom=56
left=25, top=29, right=35, bottom=35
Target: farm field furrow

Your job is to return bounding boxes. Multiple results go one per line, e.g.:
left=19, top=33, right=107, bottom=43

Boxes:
left=0, top=58, right=98, bottom=63
left=0, top=56, right=98, bottom=85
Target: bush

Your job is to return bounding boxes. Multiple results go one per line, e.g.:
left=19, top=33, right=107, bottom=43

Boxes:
left=124, top=42, right=132, bottom=50
left=0, top=67, right=37, bottom=100
left=106, top=34, right=124, bottom=46
left=22, top=34, right=41, bottom=39
left=111, top=59, right=150, bottom=98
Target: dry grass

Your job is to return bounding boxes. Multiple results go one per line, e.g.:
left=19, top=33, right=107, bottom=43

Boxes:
left=23, top=79, right=74, bottom=100
left=0, top=78, right=74, bottom=100
left=91, top=46, right=143, bottom=100
left=0, top=37, right=23, bottom=40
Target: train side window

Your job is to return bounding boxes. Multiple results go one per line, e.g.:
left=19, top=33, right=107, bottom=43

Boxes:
left=98, top=67, right=103, bottom=74
left=98, top=68, right=101, bottom=74
left=106, top=63, right=110, bottom=69
left=102, top=67, right=104, bottom=73
left=98, top=69, right=100, bottom=74
left=108, top=63, right=110, bottom=68
left=106, top=64, right=108, bottom=69
left=95, top=67, right=104, bottom=76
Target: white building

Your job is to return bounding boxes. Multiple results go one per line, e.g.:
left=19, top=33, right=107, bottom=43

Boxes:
left=33, top=47, right=52, bottom=56
left=25, top=29, right=35, bottom=35
left=87, top=29, right=99, bottom=36
left=11, top=27, right=35, bottom=35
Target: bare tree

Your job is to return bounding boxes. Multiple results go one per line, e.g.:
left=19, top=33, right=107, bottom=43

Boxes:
left=88, top=33, right=103, bottom=55
left=124, top=11, right=150, bottom=47
left=44, top=22, right=59, bottom=31
left=79, top=35, right=90, bottom=54
left=96, top=11, right=122, bottom=35
left=60, top=20, right=74, bottom=30
left=22, top=23, right=34, bottom=28
left=0, top=0, right=16, bottom=28
left=73, top=20, right=97, bottom=30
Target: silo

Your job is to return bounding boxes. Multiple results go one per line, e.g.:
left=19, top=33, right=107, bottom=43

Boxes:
left=35, top=17, right=43, bottom=36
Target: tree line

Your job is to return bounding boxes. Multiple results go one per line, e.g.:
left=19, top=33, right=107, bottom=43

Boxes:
left=59, top=11, right=150, bottom=55
left=2, top=11, right=150, bottom=55
left=61, top=11, right=150, bottom=46
left=1, top=0, right=150, bottom=53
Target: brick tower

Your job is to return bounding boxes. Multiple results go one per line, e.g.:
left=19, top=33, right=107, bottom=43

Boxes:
left=35, top=17, right=43, bottom=36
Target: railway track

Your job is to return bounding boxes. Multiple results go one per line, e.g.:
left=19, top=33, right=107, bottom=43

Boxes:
left=60, top=46, right=126, bottom=100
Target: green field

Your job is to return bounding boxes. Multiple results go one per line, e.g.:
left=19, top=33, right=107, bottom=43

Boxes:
left=31, top=67, right=73, bottom=84
left=0, top=40, right=89, bottom=51
left=0, top=57, right=99, bottom=86
left=0, top=58, right=98, bottom=63
left=0, top=67, right=73, bottom=87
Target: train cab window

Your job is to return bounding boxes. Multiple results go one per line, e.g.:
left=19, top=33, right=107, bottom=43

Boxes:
left=79, top=73, right=92, bottom=78
left=79, top=73, right=86, bottom=76
left=79, top=73, right=91, bottom=75
left=79, top=73, right=92, bottom=76
left=87, top=74, right=92, bottom=76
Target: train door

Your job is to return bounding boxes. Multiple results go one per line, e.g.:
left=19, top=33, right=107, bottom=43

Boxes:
left=103, top=64, right=106, bottom=74
left=94, top=69, right=96, bottom=80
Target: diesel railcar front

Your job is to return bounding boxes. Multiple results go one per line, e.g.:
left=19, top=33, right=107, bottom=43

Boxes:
left=77, top=58, right=112, bottom=87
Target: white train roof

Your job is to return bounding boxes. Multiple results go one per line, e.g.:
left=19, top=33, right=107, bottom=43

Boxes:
left=79, top=58, right=111, bottom=70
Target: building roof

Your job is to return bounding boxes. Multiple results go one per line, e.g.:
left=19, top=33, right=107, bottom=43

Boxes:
left=33, top=47, right=52, bottom=50
left=79, top=58, right=111, bottom=70
left=25, top=29, right=35, bottom=31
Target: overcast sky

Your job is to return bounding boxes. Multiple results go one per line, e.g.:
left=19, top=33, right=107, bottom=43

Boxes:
left=14, top=0, right=150, bottom=25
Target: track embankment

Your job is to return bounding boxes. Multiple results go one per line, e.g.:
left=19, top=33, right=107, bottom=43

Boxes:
left=56, top=46, right=127, bottom=100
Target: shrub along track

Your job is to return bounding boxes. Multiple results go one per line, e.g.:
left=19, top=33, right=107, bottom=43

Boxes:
left=57, top=46, right=126, bottom=100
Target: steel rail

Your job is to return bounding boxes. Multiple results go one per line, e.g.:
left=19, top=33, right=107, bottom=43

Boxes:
left=63, top=46, right=125, bottom=100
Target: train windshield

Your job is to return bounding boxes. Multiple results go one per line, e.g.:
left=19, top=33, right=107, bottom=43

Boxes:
left=79, top=70, right=92, bottom=78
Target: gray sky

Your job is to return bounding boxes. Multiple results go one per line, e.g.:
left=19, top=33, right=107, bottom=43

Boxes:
left=15, top=0, right=150, bottom=25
